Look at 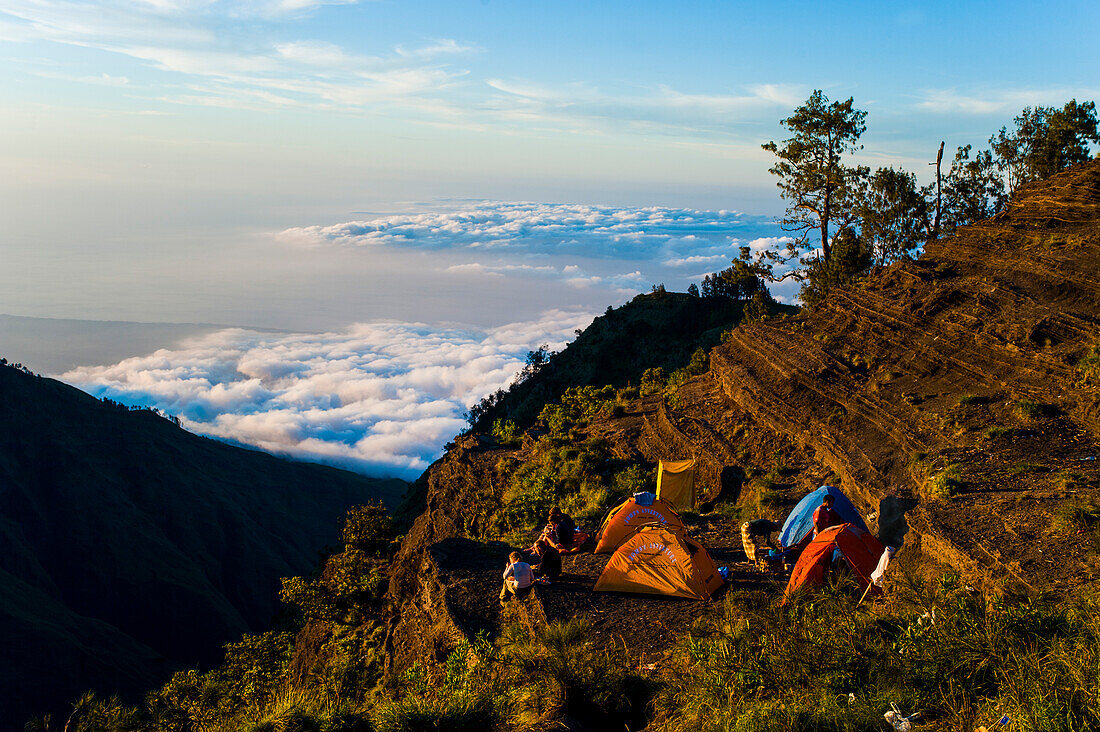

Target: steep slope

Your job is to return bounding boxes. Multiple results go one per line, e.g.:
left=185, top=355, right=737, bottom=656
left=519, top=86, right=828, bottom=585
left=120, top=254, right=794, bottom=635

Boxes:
left=385, top=161, right=1100, bottom=676
left=469, top=291, right=796, bottom=431
left=0, top=365, right=406, bottom=725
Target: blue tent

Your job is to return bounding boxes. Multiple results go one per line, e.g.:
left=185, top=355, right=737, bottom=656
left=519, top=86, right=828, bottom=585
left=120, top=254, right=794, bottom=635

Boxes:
left=779, top=486, right=867, bottom=550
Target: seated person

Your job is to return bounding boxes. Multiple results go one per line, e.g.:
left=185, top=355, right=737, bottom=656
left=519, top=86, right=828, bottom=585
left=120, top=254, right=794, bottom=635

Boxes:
left=531, top=536, right=561, bottom=582
left=499, top=551, right=534, bottom=605
left=546, top=506, right=576, bottom=551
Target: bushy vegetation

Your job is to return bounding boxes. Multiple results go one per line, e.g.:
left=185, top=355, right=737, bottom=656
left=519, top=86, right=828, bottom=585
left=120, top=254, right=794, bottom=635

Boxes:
left=491, top=385, right=654, bottom=537
left=33, top=504, right=397, bottom=732
left=1077, top=341, right=1100, bottom=386
left=466, top=291, right=795, bottom=432
left=651, top=573, right=1100, bottom=732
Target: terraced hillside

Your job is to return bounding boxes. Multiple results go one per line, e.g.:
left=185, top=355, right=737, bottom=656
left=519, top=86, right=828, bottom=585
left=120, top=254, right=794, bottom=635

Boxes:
left=385, top=161, right=1100, bottom=675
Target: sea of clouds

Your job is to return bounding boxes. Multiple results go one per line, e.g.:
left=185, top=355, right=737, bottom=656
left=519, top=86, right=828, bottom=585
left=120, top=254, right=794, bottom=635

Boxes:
left=64, top=310, right=593, bottom=480
left=64, top=200, right=792, bottom=480
left=280, top=201, right=788, bottom=277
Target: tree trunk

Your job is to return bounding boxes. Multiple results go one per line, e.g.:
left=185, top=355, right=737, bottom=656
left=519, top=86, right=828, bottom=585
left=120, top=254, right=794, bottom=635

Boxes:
left=931, top=141, right=944, bottom=239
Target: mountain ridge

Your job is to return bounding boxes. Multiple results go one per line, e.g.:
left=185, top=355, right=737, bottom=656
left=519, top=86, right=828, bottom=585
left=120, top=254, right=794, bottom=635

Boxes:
left=0, top=363, right=406, bottom=726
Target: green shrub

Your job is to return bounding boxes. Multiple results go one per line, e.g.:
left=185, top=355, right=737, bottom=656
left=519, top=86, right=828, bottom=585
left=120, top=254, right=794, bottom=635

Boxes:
left=1014, top=399, right=1043, bottom=420
left=1053, top=501, right=1100, bottom=533
left=1008, top=462, right=1046, bottom=476
left=490, top=418, right=520, bottom=446
left=640, top=367, right=668, bottom=396
left=375, top=638, right=505, bottom=732
left=617, top=385, right=639, bottom=401
left=501, top=619, right=652, bottom=729
left=612, top=463, right=652, bottom=499
left=1078, top=342, right=1100, bottom=385
left=925, top=463, right=964, bottom=500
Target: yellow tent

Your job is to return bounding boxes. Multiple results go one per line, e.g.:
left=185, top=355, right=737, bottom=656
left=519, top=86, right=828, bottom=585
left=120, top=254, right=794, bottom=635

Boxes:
left=594, top=525, right=724, bottom=600
left=594, top=496, right=685, bottom=554
left=656, top=459, right=696, bottom=510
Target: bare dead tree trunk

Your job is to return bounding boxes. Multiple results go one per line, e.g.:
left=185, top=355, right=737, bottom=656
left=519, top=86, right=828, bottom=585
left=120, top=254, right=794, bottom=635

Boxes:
left=930, top=140, right=944, bottom=239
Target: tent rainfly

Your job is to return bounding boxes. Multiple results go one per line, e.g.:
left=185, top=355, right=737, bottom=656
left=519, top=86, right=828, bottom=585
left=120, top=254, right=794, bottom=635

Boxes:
left=783, top=523, right=885, bottom=601
left=594, top=525, right=723, bottom=600
left=779, top=485, right=868, bottom=553
left=595, top=495, right=685, bottom=554
left=655, top=459, right=696, bottom=510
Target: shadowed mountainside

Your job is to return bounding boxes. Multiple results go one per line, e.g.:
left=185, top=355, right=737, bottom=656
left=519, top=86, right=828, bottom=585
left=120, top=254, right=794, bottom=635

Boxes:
left=0, top=364, right=406, bottom=726
left=384, top=161, right=1100, bottom=676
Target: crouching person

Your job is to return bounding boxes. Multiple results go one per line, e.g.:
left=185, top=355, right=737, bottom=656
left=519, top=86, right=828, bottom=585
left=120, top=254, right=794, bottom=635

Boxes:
left=500, top=551, right=535, bottom=606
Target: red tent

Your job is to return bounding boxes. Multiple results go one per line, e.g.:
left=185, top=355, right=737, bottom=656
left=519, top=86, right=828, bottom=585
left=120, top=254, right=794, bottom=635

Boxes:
left=784, top=523, right=885, bottom=600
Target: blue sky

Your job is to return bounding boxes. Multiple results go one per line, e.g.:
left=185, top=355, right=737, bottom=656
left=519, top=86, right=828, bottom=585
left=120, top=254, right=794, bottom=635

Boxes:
left=4, top=1, right=1097, bottom=228
left=2, top=1, right=1098, bottom=476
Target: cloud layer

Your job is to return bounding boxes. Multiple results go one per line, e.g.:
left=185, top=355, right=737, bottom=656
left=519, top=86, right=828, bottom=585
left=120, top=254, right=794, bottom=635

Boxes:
left=63, top=310, right=593, bottom=479
left=280, top=201, right=794, bottom=297
left=281, top=200, right=779, bottom=258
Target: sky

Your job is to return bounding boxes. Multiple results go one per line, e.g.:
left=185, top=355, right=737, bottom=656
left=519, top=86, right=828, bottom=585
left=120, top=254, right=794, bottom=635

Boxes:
left=2, top=0, right=1098, bottom=478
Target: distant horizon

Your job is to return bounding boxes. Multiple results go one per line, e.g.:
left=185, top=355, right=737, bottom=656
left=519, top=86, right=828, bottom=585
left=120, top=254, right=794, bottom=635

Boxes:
left=3, top=0, right=1097, bottom=479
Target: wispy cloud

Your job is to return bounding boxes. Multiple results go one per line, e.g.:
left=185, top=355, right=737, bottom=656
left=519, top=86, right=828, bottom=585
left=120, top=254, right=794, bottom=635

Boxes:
left=663, top=254, right=731, bottom=267
left=481, top=79, right=808, bottom=136
left=0, top=2, right=806, bottom=137
left=1, top=1, right=473, bottom=114
left=62, top=310, right=594, bottom=479
left=915, top=87, right=1100, bottom=115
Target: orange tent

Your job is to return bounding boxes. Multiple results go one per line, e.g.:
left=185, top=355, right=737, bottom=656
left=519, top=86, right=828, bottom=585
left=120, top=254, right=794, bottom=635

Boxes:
left=594, top=525, right=724, bottom=600
left=783, top=524, right=885, bottom=600
left=656, top=459, right=696, bottom=510
left=594, top=496, right=685, bottom=554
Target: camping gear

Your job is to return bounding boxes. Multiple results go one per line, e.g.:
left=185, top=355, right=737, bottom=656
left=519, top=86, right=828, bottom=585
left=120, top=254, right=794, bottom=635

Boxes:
left=595, top=525, right=723, bottom=600
left=560, top=530, right=590, bottom=553
left=783, top=523, right=886, bottom=600
left=884, top=703, right=920, bottom=732
left=633, top=491, right=656, bottom=506
left=779, top=486, right=868, bottom=554
left=656, top=459, right=696, bottom=510
left=595, top=496, right=685, bottom=553
left=856, top=545, right=897, bottom=604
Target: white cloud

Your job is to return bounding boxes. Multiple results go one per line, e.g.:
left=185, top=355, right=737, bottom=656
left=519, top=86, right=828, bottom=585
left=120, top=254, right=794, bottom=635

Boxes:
left=746, top=235, right=793, bottom=253
left=0, top=1, right=472, bottom=114
left=62, top=310, right=594, bottom=479
left=915, top=87, right=1100, bottom=116
left=664, top=254, right=731, bottom=267
left=0, top=1, right=807, bottom=137
left=281, top=201, right=777, bottom=260
left=482, top=78, right=809, bottom=136
left=443, top=262, right=560, bottom=277
left=33, top=70, right=130, bottom=86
